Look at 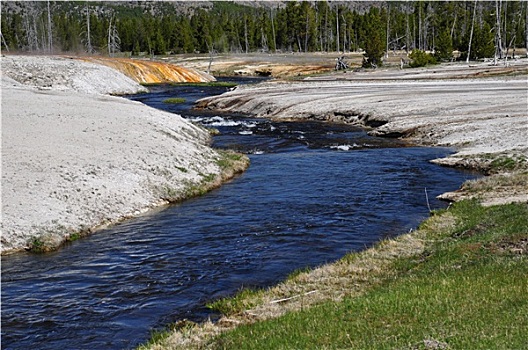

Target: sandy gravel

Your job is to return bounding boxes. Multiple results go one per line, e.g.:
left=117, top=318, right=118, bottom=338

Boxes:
left=1, top=56, right=228, bottom=254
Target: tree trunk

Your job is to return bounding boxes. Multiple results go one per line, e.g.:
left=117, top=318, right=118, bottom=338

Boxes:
left=386, top=4, right=390, bottom=58
left=405, top=6, right=410, bottom=53
left=450, top=12, right=457, bottom=40
left=261, top=27, right=268, bottom=52
left=325, top=5, right=328, bottom=52
left=526, top=1, right=528, bottom=56
left=244, top=16, right=249, bottom=54
left=270, top=7, right=276, bottom=53
left=413, top=12, right=417, bottom=50
left=47, top=0, right=52, bottom=53
left=503, top=0, right=507, bottom=56
left=207, top=43, right=214, bottom=74
left=342, top=14, right=346, bottom=52
left=305, top=10, right=309, bottom=53
left=297, top=35, right=303, bottom=52
left=1, top=32, right=9, bottom=52
left=336, top=6, right=339, bottom=53
left=86, top=7, right=93, bottom=54
left=467, top=0, right=477, bottom=63
left=495, top=0, right=503, bottom=61
left=108, top=17, right=112, bottom=56
left=419, top=4, right=422, bottom=50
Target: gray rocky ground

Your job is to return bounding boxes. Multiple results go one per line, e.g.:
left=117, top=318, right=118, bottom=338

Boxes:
left=198, top=61, right=527, bottom=164
left=197, top=60, right=528, bottom=205
left=1, top=55, right=235, bottom=254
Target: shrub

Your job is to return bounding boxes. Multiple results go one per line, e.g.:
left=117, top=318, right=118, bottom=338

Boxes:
left=409, top=49, right=437, bottom=68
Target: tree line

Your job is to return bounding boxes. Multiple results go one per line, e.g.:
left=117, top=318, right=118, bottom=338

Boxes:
left=2, top=1, right=527, bottom=64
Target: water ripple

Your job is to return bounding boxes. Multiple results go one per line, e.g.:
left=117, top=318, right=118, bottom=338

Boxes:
left=1, top=80, right=478, bottom=350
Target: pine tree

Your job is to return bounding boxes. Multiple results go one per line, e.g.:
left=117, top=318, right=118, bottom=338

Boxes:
left=473, top=22, right=495, bottom=59
left=133, top=40, right=140, bottom=55
left=153, top=28, right=166, bottom=55
left=435, top=29, right=453, bottom=61
left=1, top=1, right=526, bottom=58
left=363, top=8, right=385, bottom=67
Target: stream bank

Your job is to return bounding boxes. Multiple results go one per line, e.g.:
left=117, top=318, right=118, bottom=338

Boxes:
left=1, top=77, right=479, bottom=350
left=196, top=60, right=528, bottom=205
left=1, top=55, right=242, bottom=254
left=139, top=61, right=527, bottom=349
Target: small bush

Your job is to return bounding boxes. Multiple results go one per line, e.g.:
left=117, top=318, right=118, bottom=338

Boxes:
left=409, top=49, right=437, bottom=68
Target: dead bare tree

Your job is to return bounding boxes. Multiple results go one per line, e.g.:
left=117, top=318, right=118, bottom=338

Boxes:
left=107, top=16, right=120, bottom=57
left=270, top=7, right=277, bottom=53
left=342, top=13, right=347, bottom=52
left=418, top=3, right=422, bottom=50
left=81, top=6, right=94, bottom=54
left=495, top=0, right=503, bottom=63
left=505, top=3, right=524, bottom=59
left=261, top=26, right=269, bottom=52
left=526, top=1, right=528, bottom=56
left=23, top=6, right=40, bottom=51
left=336, top=5, right=340, bottom=53
left=305, top=9, right=310, bottom=53
left=503, top=0, right=507, bottom=56
left=386, top=4, right=390, bottom=58
left=325, top=4, right=329, bottom=52
left=1, top=31, right=9, bottom=52
left=450, top=10, right=457, bottom=40
left=467, top=0, right=477, bottom=63
left=244, top=15, right=249, bottom=54
left=405, top=4, right=411, bottom=53
left=47, top=0, right=53, bottom=53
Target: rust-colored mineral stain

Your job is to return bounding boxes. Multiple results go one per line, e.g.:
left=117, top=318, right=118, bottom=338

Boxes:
left=80, top=57, right=214, bottom=84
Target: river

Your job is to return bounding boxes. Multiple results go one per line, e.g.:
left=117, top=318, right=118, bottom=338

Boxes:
left=1, top=77, right=478, bottom=349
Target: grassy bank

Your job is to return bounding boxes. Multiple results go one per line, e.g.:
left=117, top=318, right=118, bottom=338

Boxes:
left=140, top=198, right=527, bottom=349
left=211, top=200, right=527, bottom=349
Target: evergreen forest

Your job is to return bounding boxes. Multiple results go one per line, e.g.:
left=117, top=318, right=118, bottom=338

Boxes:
left=2, top=1, right=527, bottom=64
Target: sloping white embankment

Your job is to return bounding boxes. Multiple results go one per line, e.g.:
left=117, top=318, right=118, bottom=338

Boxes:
left=196, top=62, right=528, bottom=168
left=1, top=55, right=227, bottom=254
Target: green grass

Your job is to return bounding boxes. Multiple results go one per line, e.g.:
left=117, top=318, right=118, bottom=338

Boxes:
left=29, top=237, right=46, bottom=253
left=490, top=155, right=527, bottom=172
left=215, top=150, right=245, bottom=170
left=208, top=200, right=528, bottom=349
left=215, top=260, right=526, bottom=349
left=163, top=97, right=186, bottom=104
left=471, top=152, right=528, bottom=174
left=208, top=287, right=266, bottom=316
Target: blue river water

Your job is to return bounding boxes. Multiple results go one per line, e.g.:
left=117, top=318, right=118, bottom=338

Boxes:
left=1, top=78, right=478, bottom=349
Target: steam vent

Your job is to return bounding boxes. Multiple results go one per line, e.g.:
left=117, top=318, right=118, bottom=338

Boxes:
left=82, top=57, right=215, bottom=84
